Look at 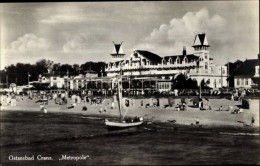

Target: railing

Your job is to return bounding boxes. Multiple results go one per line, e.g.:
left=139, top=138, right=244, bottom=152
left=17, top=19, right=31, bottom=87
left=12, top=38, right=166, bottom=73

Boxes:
left=106, top=62, right=197, bottom=71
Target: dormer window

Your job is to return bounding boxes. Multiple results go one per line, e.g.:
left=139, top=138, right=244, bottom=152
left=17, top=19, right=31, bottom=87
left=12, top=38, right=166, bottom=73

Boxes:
left=134, top=52, right=138, bottom=58
left=162, top=59, right=166, bottom=65
left=169, top=58, right=172, bottom=64
left=176, top=58, right=180, bottom=64
left=184, top=57, right=188, bottom=63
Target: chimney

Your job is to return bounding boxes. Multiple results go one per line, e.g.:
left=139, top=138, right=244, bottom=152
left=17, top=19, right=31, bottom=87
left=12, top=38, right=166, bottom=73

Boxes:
left=183, top=46, right=187, bottom=55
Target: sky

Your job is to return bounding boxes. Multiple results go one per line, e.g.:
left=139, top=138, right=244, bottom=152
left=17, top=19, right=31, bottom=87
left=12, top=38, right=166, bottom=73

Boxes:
left=0, top=1, right=259, bottom=69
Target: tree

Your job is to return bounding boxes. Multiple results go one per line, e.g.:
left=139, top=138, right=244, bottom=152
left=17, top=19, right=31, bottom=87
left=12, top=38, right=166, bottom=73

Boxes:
left=172, top=73, right=198, bottom=89
left=201, top=79, right=211, bottom=89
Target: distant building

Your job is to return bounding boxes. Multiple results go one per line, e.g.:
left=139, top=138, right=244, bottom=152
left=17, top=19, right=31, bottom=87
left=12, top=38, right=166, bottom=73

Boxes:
left=226, top=60, right=243, bottom=87
left=233, top=59, right=259, bottom=88
left=84, top=70, right=98, bottom=78
left=106, top=34, right=228, bottom=89
left=30, top=73, right=65, bottom=89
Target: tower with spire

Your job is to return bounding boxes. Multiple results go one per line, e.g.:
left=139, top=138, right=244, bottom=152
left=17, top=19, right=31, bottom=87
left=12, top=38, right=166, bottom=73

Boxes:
left=192, top=33, right=210, bottom=72
left=111, top=41, right=125, bottom=62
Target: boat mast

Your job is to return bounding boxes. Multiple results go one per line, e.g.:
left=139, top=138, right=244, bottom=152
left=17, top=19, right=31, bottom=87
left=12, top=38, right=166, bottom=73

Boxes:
left=117, top=63, right=123, bottom=121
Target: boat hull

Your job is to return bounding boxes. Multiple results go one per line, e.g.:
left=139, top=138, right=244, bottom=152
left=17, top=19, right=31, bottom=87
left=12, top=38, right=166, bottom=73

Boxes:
left=105, top=119, right=143, bottom=130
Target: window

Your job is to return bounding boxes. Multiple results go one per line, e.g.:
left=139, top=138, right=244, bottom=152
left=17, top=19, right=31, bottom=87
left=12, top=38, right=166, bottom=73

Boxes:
left=205, top=54, right=208, bottom=59
left=222, top=69, right=225, bottom=74
left=169, top=58, right=172, bottom=64
left=177, top=58, right=180, bottom=64
left=205, top=62, right=208, bottom=69
left=237, top=79, right=240, bottom=86
left=241, top=79, right=244, bottom=85
left=245, top=79, right=248, bottom=85
left=142, top=59, right=146, bottom=65
left=162, top=59, right=166, bottom=65
left=53, top=77, right=57, bottom=80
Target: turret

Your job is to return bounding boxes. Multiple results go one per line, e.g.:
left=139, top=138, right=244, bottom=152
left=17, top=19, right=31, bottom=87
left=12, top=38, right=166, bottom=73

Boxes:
left=110, top=41, right=125, bottom=62
left=192, top=34, right=210, bottom=71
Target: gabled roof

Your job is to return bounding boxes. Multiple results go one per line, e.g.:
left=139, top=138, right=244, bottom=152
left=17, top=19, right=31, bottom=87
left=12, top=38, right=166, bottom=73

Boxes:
left=136, top=50, right=162, bottom=62
left=193, top=33, right=210, bottom=47
left=164, top=54, right=199, bottom=63
left=233, top=59, right=259, bottom=77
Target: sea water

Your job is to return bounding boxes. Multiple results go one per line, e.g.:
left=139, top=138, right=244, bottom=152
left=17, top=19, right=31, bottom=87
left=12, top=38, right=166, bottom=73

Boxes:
left=0, top=111, right=259, bottom=165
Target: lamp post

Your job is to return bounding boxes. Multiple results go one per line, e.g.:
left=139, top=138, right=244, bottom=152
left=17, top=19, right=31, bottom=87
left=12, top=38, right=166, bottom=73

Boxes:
left=28, top=72, right=30, bottom=92
left=258, top=54, right=260, bottom=90
left=199, top=79, right=202, bottom=99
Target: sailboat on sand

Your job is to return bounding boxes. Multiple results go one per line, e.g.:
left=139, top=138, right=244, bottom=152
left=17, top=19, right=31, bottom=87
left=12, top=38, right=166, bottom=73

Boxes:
left=105, top=68, right=143, bottom=130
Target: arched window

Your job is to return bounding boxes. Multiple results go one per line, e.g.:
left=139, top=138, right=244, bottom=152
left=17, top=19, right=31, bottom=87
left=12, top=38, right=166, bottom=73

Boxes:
left=183, top=57, right=188, bottom=63
left=169, top=58, right=172, bottom=64
left=176, top=58, right=180, bottom=64
left=162, top=59, right=166, bottom=65
left=134, top=52, right=138, bottom=58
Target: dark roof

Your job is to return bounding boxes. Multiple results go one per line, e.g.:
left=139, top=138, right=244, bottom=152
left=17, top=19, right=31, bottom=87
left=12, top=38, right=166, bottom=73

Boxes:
left=193, top=33, right=210, bottom=47
left=198, top=34, right=206, bottom=45
left=136, top=50, right=162, bottom=62
left=164, top=54, right=199, bottom=63
left=113, top=44, right=121, bottom=55
left=233, top=59, right=259, bottom=77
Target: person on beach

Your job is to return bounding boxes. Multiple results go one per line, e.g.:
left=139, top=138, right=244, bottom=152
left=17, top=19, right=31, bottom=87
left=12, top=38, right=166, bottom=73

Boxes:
left=200, top=101, right=204, bottom=110
left=196, top=118, right=199, bottom=126
left=219, top=106, right=223, bottom=111
left=99, top=107, right=103, bottom=113
left=250, top=117, right=255, bottom=127
left=82, top=106, right=87, bottom=111
left=111, top=101, right=115, bottom=109
left=231, top=94, right=234, bottom=101
left=67, top=103, right=76, bottom=109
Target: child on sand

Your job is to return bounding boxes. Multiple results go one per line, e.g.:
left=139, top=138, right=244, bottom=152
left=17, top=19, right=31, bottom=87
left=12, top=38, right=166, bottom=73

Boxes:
left=196, top=118, right=199, bottom=126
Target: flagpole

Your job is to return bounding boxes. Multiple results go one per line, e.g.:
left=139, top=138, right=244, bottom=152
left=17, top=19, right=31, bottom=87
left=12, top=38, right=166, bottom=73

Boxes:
left=28, top=72, right=30, bottom=91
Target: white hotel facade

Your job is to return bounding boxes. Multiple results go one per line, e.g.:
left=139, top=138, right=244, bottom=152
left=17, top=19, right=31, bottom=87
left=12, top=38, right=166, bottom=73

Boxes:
left=106, top=34, right=228, bottom=90
left=31, top=34, right=227, bottom=92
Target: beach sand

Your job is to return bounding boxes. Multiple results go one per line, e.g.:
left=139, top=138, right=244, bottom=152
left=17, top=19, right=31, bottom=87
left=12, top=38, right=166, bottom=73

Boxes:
left=1, top=96, right=259, bottom=129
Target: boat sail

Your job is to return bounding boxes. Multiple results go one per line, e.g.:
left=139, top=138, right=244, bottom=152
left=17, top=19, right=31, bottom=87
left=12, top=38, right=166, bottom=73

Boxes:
left=105, top=65, right=143, bottom=130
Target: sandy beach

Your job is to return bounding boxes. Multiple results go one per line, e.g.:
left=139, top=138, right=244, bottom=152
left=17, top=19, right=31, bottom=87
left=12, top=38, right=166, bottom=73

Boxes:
left=1, top=96, right=259, bottom=129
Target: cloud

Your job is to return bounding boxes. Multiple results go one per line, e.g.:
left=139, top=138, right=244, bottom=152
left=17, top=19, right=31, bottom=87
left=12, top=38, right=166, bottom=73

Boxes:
left=40, top=14, right=87, bottom=24
left=62, top=34, right=89, bottom=53
left=37, top=5, right=108, bottom=24
left=1, top=33, right=52, bottom=69
left=10, top=33, right=50, bottom=52
left=135, top=7, right=226, bottom=56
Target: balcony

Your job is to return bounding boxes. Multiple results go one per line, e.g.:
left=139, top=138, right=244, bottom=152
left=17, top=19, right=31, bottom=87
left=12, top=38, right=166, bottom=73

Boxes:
left=106, top=62, right=197, bottom=72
